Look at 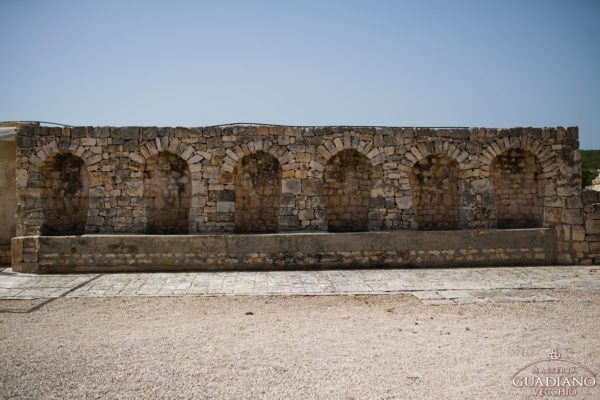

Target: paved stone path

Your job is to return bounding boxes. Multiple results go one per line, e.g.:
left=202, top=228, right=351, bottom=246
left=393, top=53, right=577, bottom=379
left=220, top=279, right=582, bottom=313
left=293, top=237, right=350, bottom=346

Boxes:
left=1, top=265, right=599, bottom=304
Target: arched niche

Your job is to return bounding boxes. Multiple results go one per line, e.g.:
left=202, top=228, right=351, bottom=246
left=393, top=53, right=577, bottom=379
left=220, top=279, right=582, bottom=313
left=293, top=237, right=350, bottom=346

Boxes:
left=490, top=148, right=543, bottom=228
left=234, top=151, right=282, bottom=233
left=144, top=151, right=191, bottom=234
left=40, top=153, right=89, bottom=235
left=409, top=154, right=460, bottom=230
left=323, top=149, right=372, bottom=232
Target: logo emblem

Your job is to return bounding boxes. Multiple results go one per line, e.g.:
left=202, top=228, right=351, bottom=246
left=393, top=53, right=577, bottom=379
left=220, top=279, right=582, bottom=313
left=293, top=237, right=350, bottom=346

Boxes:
left=512, top=350, right=597, bottom=397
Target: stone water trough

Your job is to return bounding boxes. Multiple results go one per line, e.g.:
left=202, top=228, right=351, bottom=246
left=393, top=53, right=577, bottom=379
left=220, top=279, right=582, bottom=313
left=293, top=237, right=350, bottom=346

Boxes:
left=12, top=228, right=556, bottom=273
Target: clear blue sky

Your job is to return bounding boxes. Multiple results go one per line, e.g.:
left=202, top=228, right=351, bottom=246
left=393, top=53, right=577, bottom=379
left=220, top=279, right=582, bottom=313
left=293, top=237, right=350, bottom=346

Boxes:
left=1, top=0, right=599, bottom=148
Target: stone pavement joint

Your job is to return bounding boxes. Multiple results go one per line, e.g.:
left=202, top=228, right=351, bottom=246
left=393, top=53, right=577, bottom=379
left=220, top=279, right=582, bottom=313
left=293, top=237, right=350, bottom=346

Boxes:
left=1, top=266, right=599, bottom=305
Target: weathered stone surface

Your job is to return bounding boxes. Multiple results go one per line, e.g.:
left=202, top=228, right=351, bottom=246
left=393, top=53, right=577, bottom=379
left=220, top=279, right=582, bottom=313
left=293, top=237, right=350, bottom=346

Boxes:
left=144, top=152, right=191, bottom=234
left=491, top=149, right=542, bottom=228
left=324, top=149, right=371, bottom=232
left=126, top=181, right=144, bottom=197
left=234, top=152, right=281, bottom=233
left=39, top=153, right=89, bottom=235
left=12, top=228, right=556, bottom=273
left=0, top=141, right=17, bottom=256
left=11, top=124, right=592, bottom=269
left=409, top=154, right=460, bottom=230
left=282, top=178, right=302, bottom=196
left=216, top=201, right=235, bottom=213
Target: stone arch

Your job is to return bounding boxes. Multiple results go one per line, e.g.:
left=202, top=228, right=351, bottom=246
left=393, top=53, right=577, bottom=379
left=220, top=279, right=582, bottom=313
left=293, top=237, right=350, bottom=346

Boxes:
left=136, top=138, right=207, bottom=233
left=221, top=139, right=296, bottom=175
left=314, top=133, right=388, bottom=231
left=29, top=139, right=104, bottom=170
left=39, top=152, right=90, bottom=235
left=490, top=148, right=544, bottom=228
left=313, top=132, right=385, bottom=175
left=143, top=151, right=192, bottom=234
left=323, top=149, right=372, bottom=232
left=409, top=153, right=461, bottom=230
left=234, top=151, right=282, bottom=233
left=26, top=139, right=99, bottom=236
left=479, top=136, right=557, bottom=178
left=401, top=141, right=470, bottom=177
left=137, top=137, right=206, bottom=170
left=480, top=136, right=557, bottom=228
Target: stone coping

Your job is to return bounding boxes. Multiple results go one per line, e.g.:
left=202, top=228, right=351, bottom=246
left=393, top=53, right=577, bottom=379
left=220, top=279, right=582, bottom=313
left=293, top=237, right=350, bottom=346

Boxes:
left=12, top=228, right=557, bottom=273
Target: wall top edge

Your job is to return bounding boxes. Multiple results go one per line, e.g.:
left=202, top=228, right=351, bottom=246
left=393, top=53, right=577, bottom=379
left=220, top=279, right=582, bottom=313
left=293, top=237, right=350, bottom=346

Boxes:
left=17, top=124, right=578, bottom=130
left=13, top=227, right=553, bottom=240
left=15, top=125, right=580, bottom=142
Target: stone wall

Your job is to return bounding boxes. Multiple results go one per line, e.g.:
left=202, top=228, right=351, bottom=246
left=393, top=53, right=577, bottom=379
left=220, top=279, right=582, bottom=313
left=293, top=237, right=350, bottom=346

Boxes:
left=324, top=149, right=371, bottom=232
left=0, top=246, right=10, bottom=266
left=13, top=125, right=588, bottom=268
left=144, top=152, right=191, bottom=234
left=0, top=139, right=16, bottom=266
left=490, top=149, right=543, bottom=228
left=409, top=154, right=460, bottom=230
left=39, top=153, right=89, bottom=235
left=582, top=189, right=600, bottom=264
left=0, top=140, right=17, bottom=251
left=234, top=151, right=281, bottom=233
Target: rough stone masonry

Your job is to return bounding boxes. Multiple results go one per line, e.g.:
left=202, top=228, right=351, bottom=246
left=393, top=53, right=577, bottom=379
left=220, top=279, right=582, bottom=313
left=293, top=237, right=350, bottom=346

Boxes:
left=9, top=125, right=600, bottom=272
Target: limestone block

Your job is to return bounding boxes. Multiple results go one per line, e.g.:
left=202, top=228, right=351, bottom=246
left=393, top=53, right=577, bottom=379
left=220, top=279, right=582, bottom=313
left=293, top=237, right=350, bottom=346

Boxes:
left=189, top=163, right=203, bottom=173
left=80, top=138, right=97, bottom=146
left=561, top=209, right=583, bottom=225
left=168, top=137, right=180, bottom=153
left=86, top=154, right=103, bottom=165
left=196, top=150, right=212, bottom=160
left=92, top=126, right=110, bottom=138
left=279, top=151, right=295, bottom=165
left=216, top=201, right=235, bottom=213
left=114, top=127, right=139, bottom=140
left=225, top=149, right=239, bottom=161
left=585, top=219, right=600, bottom=235
left=128, top=153, right=145, bottom=164
left=333, top=138, right=344, bottom=152
left=298, top=209, right=315, bottom=221
left=187, top=154, right=204, bottom=165
left=316, top=145, right=331, bottom=161
left=572, top=227, right=586, bottom=241
left=302, top=179, right=323, bottom=196
left=470, top=178, right=489, bottom=193
left=160, top=136, right=169, bottom=151
left=324, top=141, right=337, bottom=156
left=15, top=168, right=28, bottom=188
left=180, top=146, right=194, bottom=160
left=544, top=197, right=565, bottom=207
left=126, top=181, right=144, bottom=197
left=282, top=178, right=302, bottom=195
left=89, top=185, right=105, bottom=197
left=395, top=196, right=412, bottom=209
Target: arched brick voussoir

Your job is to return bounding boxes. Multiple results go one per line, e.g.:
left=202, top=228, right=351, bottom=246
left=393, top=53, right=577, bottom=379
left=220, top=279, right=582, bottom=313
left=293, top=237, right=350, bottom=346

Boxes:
left=137, top=139, right=205, bottom=168
left=396, top=143, right=469, bottom=180
left=28, top=139, right=102, bottom=170
left=478, top=136, right=557, bottom=177
left=318, top=135, right=377, bottom=162
left=220, top=140, right=296, bottom=173
left=310, top=142, right=379, bottom=178
left=408, top=142, right=468, bottom=165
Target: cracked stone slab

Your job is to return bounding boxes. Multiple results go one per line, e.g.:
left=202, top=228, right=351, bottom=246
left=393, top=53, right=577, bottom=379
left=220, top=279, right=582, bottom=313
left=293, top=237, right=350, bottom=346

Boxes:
left=411, top=291, right=446, bottom=300
left=436, top=290, right=473, bottom=299
left=422, top=299, right=456, bottom=305
left=458, top=289, right=558, bottom=304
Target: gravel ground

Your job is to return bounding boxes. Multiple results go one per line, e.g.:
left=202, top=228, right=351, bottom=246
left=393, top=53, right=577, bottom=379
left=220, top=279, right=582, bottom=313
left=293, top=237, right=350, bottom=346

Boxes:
left=1, top=290, right=599, bottom=399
